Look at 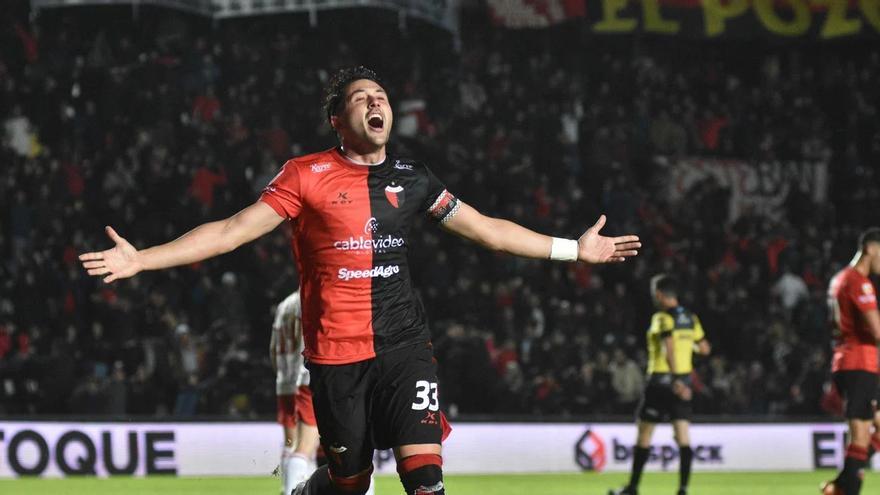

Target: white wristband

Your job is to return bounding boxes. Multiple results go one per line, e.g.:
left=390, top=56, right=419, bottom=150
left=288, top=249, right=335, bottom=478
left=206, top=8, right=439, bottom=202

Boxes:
left=550, top=237, right=579, bottom=262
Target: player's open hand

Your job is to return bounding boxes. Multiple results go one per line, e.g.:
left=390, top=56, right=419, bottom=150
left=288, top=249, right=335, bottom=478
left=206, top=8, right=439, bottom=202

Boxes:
left=673, top=379, right=692, bottom=401
left=577, top=215, right=640, bottom=264
left=79, top=226, right=143, bottom=283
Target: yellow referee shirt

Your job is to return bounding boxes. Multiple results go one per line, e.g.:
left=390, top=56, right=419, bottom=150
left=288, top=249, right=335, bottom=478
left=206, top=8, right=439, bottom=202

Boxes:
left=646, top=306, right=705, bottom=375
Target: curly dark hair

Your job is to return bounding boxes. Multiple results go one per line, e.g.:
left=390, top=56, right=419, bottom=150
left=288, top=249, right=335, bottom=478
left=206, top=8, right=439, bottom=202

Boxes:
left=322, top=66, right=384, bottom=124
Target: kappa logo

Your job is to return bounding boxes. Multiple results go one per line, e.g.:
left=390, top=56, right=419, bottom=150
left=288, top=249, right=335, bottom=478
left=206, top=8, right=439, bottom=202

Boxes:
left=385, top=183, right=405, bottom=208
left=394, top=160, right=413, bottom=171
left=311, top=163, right=332, bottom=173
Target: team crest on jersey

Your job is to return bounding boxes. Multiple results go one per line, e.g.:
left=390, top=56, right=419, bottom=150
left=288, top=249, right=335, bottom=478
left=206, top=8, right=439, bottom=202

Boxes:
left=863, top=282, right=874, bottom=295
left=385, top=183, right=405, bottom=208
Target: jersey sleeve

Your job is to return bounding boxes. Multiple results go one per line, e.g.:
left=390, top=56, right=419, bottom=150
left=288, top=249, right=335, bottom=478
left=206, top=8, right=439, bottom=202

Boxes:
left=649, top=313, right=673, bottom=339
left=848, top=278, right=878, bottom=313
left=422, top=166, right=460, bottom=224
left=259, top=160, right=303, bottom=219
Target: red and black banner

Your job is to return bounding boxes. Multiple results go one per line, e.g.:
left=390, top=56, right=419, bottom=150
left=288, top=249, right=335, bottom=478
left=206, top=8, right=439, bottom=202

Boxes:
left=487, top=0, right=880, bottom=39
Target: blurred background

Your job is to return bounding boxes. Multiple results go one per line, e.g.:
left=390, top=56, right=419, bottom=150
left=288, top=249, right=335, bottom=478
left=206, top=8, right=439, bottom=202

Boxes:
left=0, top=0, right=878, bottom=426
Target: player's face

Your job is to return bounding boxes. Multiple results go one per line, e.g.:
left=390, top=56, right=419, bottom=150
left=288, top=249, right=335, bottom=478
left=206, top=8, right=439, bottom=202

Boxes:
left=332, top=79, right=393, bottom=152
left=869, top=243, right=880, bottom=275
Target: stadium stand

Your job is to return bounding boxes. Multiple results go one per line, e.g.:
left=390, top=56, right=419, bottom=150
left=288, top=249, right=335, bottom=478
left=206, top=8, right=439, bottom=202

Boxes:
left=1, top=0, right=879, bottom=421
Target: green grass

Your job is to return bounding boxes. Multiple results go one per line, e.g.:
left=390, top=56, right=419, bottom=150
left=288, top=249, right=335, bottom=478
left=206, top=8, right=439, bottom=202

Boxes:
left=0, top=471, right=876, bottom=494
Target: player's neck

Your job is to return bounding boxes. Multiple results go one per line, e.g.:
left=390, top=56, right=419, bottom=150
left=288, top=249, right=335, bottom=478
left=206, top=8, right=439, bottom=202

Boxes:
left=851, top=253, right=871, bottom=277
left=339, top=144, right=386, bottom=165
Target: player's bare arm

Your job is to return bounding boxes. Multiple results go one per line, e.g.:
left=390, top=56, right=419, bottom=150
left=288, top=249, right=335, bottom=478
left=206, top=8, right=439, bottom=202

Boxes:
left=863, top=309, right=880, bottom=341
left=665, top=335, right=691, bottom=401
left=79, top=200, right=284, bottom=283
left=441, top=201, right=640, bottom=263
left=663, top=335, right=678, bottom=375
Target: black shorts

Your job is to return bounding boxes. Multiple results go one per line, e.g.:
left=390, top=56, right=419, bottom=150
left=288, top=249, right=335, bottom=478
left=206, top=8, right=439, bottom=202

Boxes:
left=636, top=374, right=692, bottom=423
left=307, top=343, right=444, bottom=477
left=832, top=370, right=879, bottom=420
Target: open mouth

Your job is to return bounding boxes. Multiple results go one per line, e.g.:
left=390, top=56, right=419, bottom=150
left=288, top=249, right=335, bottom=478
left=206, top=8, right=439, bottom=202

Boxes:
left=367, top=114, right=384, bottom=132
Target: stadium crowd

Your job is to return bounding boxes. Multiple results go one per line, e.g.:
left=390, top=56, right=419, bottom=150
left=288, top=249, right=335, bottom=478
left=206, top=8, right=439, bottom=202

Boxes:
left=1, top=2, right=879, bottom=419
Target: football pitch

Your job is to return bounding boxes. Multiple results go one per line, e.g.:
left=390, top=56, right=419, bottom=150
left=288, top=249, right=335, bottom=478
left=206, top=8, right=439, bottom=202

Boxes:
left=1, top=471, right=877, bottom=495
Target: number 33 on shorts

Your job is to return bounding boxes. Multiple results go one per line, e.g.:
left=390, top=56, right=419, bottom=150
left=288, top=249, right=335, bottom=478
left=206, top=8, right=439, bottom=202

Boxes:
left=412, top=380, right=439, bottom=411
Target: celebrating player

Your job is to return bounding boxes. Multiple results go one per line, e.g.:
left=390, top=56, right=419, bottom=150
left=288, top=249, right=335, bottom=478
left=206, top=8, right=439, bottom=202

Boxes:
left=80, top=66, right=640, bottom=495
left=610, top=274, right=710, bottom=495
left=272, top=291, right=375, bottom=495
left=821, top=228, right=880, bottom=495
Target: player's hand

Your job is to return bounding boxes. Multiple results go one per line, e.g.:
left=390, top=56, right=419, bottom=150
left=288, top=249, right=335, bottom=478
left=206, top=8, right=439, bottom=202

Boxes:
left=79, top=226, right=144, bottom=283
left=672, top=379, right=692, bottom=401
left=577, top=215, right=641, bottom=264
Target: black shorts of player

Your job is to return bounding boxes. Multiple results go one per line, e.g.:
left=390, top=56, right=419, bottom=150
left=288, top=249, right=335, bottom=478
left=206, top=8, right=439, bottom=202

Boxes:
left=636, top=373, right=692, bottom=423
left=306, top=342, right=444, bottom=477
left=832, top=370, right=879, bottom=420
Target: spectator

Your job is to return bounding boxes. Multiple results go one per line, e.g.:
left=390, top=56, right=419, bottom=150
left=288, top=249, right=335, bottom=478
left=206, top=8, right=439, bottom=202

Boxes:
left=609, top=349, right=644, bottom=413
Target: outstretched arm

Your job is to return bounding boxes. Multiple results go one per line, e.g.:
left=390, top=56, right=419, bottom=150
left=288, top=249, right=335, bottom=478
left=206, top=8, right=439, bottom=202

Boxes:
left=441, top=201, right=640, bottom=263
left=79, top=200, right=285, bottom=283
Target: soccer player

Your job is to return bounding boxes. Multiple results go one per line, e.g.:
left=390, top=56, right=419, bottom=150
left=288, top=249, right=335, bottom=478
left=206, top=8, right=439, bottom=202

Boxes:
left=272, top=290, right=320, bottom=494
left=610, top=274, right=710, bottom=495
left=272, top=290, right=375, bottom=495
left=79, top=66, right=641, bottom=495
left=821, top=228, right=880, bottom=495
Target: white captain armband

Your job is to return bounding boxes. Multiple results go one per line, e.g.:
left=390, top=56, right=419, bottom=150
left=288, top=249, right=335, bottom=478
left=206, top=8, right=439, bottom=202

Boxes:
left=550, top=237, right=579, bottom=262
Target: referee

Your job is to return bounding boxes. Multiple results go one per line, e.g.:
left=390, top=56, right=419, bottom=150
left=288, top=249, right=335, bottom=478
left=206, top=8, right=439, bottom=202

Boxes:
left=610, top=274, right=710, bottom=495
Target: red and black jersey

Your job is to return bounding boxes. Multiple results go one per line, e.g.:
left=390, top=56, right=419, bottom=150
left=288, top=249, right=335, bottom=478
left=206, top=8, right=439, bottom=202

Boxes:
left=828, top=267, right=879, bottom=373
left=260, top=147, right=459, bottom=365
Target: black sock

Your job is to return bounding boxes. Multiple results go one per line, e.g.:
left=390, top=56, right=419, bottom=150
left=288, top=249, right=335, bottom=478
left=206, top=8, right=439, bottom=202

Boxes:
left=628, top=446, right=650, bottom=489
left=839, top=445, right=868, bottom=495
left=300, top=465, right=334, bottom=495
left=399, top=464, right=444, bottom=495
left=678, top=446, right=693, bottom=491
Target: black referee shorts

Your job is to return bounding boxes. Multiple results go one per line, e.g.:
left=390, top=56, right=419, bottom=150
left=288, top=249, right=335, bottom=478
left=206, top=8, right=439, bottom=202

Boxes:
left=832, top=370, right=879, bottom=420
left=636, top=373, right=692, bottom=423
